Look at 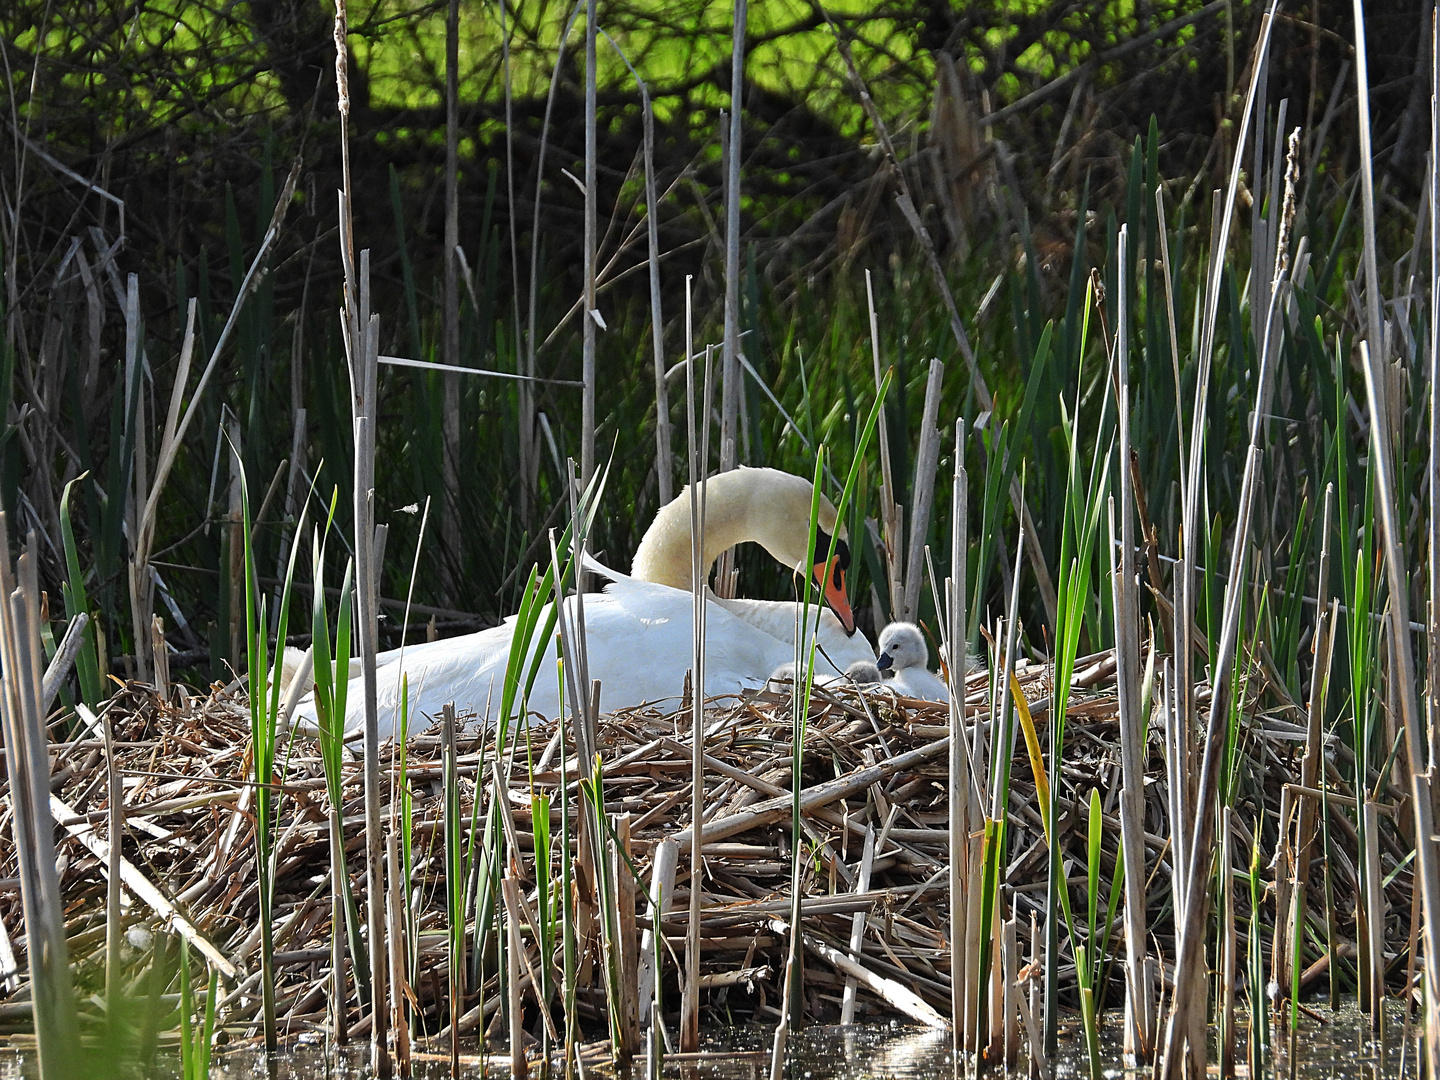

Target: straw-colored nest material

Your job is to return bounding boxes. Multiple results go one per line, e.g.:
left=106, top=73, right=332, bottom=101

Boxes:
left=0, top=652, right=1403, bottom=1046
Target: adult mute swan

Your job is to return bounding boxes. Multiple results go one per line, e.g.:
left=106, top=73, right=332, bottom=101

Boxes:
left=877, top=621, right=950, bottom=702
left=291, top=467, right=876, bottom=737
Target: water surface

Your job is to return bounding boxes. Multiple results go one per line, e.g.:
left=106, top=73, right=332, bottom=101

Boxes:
left=0, top=1002, right=1419, bottom=1078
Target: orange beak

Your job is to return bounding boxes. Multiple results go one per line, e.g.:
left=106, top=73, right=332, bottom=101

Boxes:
left=812, top=556, right=856, bottom=635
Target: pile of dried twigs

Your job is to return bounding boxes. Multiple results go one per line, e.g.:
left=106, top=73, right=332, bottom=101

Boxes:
left=0, top=645, right=1402, bottom=1063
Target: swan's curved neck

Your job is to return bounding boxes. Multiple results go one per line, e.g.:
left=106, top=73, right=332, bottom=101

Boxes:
left=630, top=468, right=823, bottom=589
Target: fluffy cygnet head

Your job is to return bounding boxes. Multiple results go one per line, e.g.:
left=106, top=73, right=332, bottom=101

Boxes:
left=844, top=659, right=883, bottom=685
left=877, top=621, right=929, bottom=674
left=767, top=661, right=800, bottom=685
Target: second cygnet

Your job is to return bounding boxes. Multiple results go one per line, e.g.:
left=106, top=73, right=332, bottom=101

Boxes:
left=767, top=656, right=884, bottom=692
left=877, top=621, right=950, bottom=702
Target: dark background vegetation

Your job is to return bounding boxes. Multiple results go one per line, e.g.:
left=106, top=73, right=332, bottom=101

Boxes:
left=0, top=0, right=1432, bottom=678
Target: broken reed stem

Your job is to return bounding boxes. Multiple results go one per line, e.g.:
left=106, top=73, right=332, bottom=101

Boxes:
left=41, top=611, right=89, bottom=714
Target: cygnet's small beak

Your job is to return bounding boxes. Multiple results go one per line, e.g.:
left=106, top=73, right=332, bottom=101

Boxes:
left=812, top=556, right=856, bottom=635
left=877, top=651, right=894, bottom=672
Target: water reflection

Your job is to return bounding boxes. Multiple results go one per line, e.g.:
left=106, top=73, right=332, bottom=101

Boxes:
left=0, top=1001, right=1420, bottom=1078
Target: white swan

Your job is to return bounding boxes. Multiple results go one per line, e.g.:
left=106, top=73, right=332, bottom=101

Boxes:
left=877, top=621, right=950, bottom=702
left=291, top=467, right=875, bottom=737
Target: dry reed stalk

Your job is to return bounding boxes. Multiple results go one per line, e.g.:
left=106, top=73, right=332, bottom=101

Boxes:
left=1111, top=224, right=1151, bottom=1059
left=580, top=0, right=598, bottom=491
left=150, top=616, right=169, bottom=702
left=330, top=796, right=350, bottom=1047
left=1362, top=797, right=1385, bottom=1028
left=1431, top=7, right=1440, bottom=795
left=103, top=709, right=122, bottom=1027
left=1272, top=781, right=1296, bottom=1025
left=641, top=73, right=671, bottom=506
left=226, top=418, right=243, bottom=669
left=946, top=417, right=969, bottom=1037
left=386, top=832, right=411, bottom=1075
left=441, top=702, right=460, bottom=1074
left=901, top=359, right=944, bottom=624
left=1159, top=13, right=1281, bottom=1075
left=839, top=823, right=876, bottom=1024
left=123, top=273, right=152, bottom=683
left=637, top=837, right=677, bottom=1022
left=1001, top=916, right=1019, bottom=1066
left=1428, top=22, right=1440, bottom=1062
left=1355, top=0, right=1440, bottom=1056
left=1219, top=807, right=1235, bottom=1078
left=719, top=0, right=746, bottom=483
left=353, top=294, right=390, bottom=1076
left=1282, top=485, right=1332, bottom=1006
left=680, top=277, right=705, bottom=1053
left=440, top=0, right=461, bottom=604
left=334, top=11, right=387, bottom=1045
left=498, top=0, right=523, bottom=518
left=615, top=813, right=640, bottom=1055
left=504, top=877, right=527, bottom=1079
left=524, top=0, right=585, bottom=507
left=0, top=523, right=80, bottom=1078
left=41, top=612, right=89, bottom=712
left=864, top=271, right=902, bottom=617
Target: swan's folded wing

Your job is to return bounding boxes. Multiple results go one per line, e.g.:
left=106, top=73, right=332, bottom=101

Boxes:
left=707, top=594, right=876, bottom=676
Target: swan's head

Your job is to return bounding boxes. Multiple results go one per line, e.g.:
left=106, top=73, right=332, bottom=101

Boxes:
left=877, top=621, right=928, bottom=674
left=631, top=466, right=856, bottom=635
left=844, top=659, right=883, bottom=685
left=737, top=468, right=854, bottom=635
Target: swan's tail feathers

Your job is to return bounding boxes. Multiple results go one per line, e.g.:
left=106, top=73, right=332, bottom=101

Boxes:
left=278, top=646, right=312, bottom=695
left=581, top=552, right=628, bottom=582
left=275, top=647, right=315, bottom=734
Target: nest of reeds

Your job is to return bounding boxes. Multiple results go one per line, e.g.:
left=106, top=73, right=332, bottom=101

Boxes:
left=0, top=651, right=1409, bottom=1059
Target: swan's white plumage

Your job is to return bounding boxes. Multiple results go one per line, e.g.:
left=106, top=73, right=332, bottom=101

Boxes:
left=877, top=621, right=949, bottom=702
left=292, top=562, right=875, bottom=738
